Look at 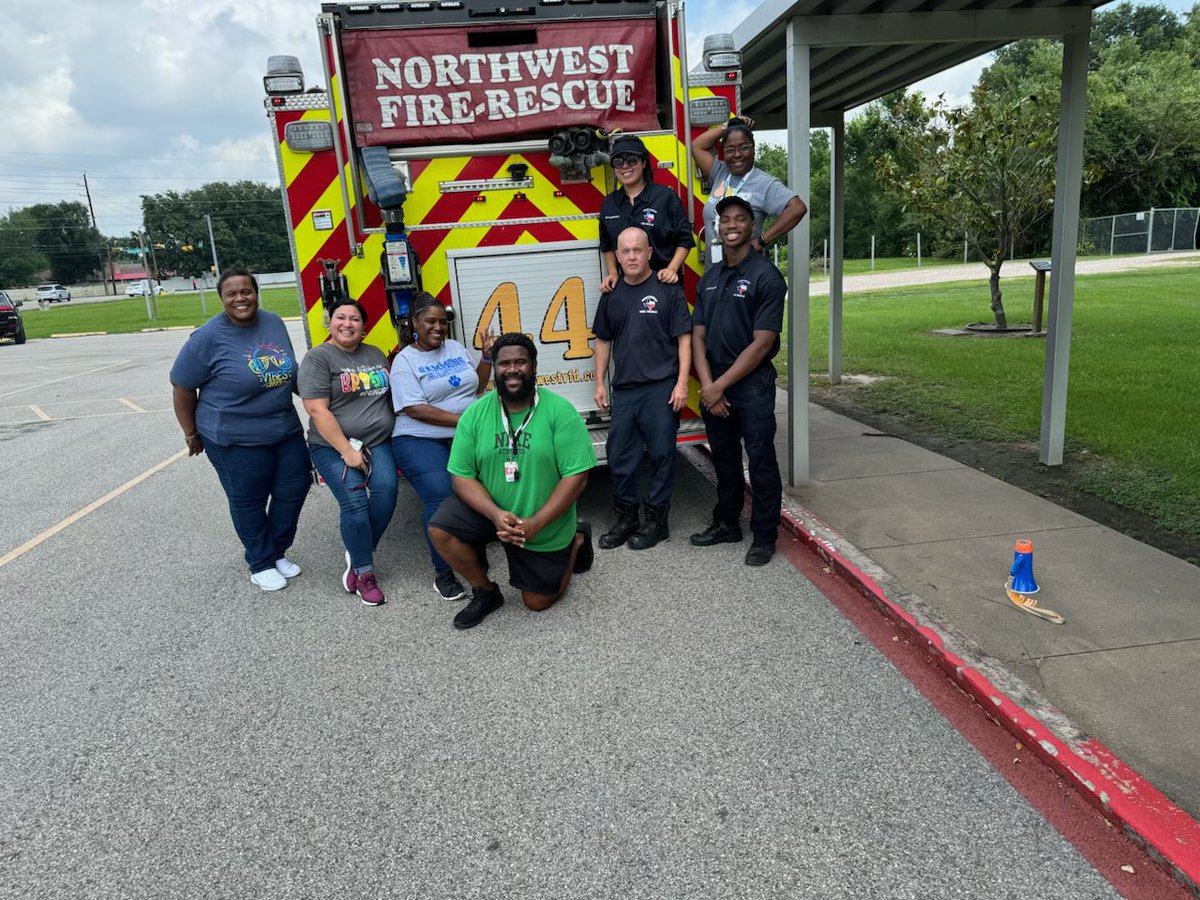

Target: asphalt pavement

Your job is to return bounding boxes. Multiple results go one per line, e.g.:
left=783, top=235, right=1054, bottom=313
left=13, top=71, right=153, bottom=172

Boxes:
left=0, top=328, right=1125, bottom=897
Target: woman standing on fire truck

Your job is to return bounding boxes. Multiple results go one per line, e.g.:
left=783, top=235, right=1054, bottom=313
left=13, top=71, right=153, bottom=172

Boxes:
left=691, top=117, right=807, bottom=267
left=598, top=135, right=696, bottom=292
left=391, top=293, right=496, bottom=604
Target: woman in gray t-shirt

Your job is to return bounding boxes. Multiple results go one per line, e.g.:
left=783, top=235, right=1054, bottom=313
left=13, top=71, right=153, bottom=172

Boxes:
left=298, top=300, right=396, bottom=606
left=390, top=292, right=495, bottom=603
left=691, top=117, right=808, bottom=267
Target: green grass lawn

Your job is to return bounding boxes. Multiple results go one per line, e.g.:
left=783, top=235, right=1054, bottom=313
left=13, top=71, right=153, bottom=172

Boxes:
left=18, top=287, right=305, bottom=340
left=793, top=269, right=1200, bottom=537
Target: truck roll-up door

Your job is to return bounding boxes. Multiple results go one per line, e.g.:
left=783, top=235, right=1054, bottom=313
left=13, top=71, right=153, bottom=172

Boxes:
left=447, top=240, right=602, bottom=417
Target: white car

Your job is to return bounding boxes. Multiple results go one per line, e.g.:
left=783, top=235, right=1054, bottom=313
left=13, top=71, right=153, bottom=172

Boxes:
left=36, top=283, right=70, bottom=303
left=126, top=280, right=164, bottom=297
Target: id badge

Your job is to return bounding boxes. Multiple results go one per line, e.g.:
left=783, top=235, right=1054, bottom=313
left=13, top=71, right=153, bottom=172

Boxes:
left=504, top=459, right=520, bottom=483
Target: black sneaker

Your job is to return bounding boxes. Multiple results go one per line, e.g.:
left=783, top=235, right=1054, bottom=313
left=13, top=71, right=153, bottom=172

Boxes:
left=453, top=585, right=504, bottom=630
left=435, top=570, right=467, bottom=601
left=745, top=542, right=776, bottom=566
left=628, top=504, right=669, bottom=551
left=689, top=520, right=744, bottom=546
left=598, top=503, right=640, bottom=549
left=573, top=521, right=594, bottom=574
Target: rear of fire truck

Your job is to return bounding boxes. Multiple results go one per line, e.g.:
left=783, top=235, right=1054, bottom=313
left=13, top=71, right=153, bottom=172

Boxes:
left=262, top=0, right=742, bottom=455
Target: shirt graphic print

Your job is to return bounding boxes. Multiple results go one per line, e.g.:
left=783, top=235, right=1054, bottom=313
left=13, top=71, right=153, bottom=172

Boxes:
left=247, top=343, right=296, bottom=389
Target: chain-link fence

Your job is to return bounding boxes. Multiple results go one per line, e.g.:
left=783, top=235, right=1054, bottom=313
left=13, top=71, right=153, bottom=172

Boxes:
left=1080, top=208, right=1199, bottom=256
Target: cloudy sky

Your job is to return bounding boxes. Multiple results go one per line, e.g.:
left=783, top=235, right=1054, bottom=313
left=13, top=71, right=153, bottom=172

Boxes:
left=0, top=0, right=1191, bottom=237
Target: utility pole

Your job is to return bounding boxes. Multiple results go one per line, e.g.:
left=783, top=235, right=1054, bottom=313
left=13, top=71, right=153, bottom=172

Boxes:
left=145, top=231, right=162, bottom=286
left=205, top=214, right=221, bottom=282
left=82, top=172, right=116, bottom=295
left=137, top=232, right=158, bottom=320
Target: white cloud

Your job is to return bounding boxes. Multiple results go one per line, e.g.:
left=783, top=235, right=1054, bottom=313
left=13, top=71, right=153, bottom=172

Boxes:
left=0, top=1, right=318, bottom=233
left=0, top=0, right=1193, bottom=234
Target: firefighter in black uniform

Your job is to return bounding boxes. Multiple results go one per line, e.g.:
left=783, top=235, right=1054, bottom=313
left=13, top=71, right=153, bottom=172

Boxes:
left=593, top=227, right=692, bottom=550
left=598, top=135, right=696, bottom=293
left=689, top=195, right=787, bottom=566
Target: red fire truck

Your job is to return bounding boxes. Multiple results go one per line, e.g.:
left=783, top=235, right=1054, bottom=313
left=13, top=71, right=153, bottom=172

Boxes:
left=262, top=0, right=742, bottom=452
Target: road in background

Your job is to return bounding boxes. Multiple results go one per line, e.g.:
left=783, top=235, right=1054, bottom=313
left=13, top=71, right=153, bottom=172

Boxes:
left=0, top=328, right=1139, bottom=897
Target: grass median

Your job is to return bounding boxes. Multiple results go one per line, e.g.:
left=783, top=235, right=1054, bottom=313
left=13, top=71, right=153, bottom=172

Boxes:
left=19, top=287, right=305, bottom=340
left=786, top=267, right=1200, bottom=548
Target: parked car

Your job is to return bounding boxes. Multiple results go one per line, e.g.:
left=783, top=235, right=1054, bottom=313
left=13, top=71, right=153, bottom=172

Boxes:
left=125, top=280, right=164, bottom=297
left=0, top=291, right=26, bottom=344
left=36, top=283, right=71, bottom=303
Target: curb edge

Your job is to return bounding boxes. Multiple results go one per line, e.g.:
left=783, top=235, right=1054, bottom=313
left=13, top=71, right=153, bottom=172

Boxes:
left=775, top=487, right=1200, bottom=893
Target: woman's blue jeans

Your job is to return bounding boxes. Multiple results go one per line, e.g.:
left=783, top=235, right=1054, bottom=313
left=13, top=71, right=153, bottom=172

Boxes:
left=309, top=439, right=399, bottom=572
left=203, top=432, right=312, bottom=573
left=391, top=434, right=454, bottom=576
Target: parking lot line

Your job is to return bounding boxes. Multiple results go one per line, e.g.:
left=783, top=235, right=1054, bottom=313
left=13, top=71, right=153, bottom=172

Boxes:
left=0, top=448, right=187, bottom=571
left=0, top=359, right=131, bottom=400
left=118, top=398, right=146, bottom=413
left=29, top=405, right=51, bottom=421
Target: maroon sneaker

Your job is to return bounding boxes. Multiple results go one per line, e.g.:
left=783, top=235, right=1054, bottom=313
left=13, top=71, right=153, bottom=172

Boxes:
left=342, top=551, right=356, bottom=594
left=356, top=571, right=385, bottom=606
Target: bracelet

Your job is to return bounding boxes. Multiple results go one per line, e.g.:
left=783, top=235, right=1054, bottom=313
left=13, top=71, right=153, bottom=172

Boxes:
left=481, top=356, right=493, bottom=364
left=184, top=432, right=199, bottom=440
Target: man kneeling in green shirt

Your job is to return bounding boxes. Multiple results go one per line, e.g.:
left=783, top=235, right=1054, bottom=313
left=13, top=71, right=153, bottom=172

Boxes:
left=429, top=333, right=597, bottom=629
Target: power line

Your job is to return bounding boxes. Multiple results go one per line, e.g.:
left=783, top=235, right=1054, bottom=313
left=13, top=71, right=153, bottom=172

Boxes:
left=0, top=149, right=280, bottom=164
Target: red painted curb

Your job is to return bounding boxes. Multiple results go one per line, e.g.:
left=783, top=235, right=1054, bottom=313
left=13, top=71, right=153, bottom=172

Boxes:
left=777, top=501, right=1200, bottom=892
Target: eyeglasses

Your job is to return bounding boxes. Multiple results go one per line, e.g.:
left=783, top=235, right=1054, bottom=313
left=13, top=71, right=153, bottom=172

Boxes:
left=612, top=154, right=644, bottom=169
left=342, top=446, right=373, bottom=492
left=724, top=142, right=754, bottom=157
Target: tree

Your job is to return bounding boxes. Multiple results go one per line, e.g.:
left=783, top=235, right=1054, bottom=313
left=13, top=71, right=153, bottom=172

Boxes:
left=1091, top=1, right=1184, bottom=60
left=141, top=181, right=291, bottom=278
left=0, top=208, right=48, bottom=288
left=980, top=4, right=1200, bottom=220
left=22, top=202, right=105, bottom=285
left=845, top=91, right=926, bottom=259
left=880, top=87, right=1059, bottom=327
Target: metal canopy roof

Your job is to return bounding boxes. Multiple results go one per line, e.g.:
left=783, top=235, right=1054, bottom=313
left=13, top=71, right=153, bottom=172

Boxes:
left=732, top=0, right=1112, bottom=128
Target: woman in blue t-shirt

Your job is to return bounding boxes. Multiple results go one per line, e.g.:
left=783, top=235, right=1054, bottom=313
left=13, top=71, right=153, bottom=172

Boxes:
left=390, top=292, right=495, bottom=602
left=170, top=268, right=311, bottom=593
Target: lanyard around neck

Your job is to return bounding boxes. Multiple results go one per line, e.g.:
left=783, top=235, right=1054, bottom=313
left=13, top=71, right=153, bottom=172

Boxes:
left=500, top=390, right=538, bottom=457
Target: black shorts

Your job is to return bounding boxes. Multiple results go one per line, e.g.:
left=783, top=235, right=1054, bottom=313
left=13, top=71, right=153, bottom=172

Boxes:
left=428, top=494, right=574, bottom=596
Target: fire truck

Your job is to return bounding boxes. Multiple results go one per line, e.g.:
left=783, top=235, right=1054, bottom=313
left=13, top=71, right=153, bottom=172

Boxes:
left=262, top=0, right=742, bottom=453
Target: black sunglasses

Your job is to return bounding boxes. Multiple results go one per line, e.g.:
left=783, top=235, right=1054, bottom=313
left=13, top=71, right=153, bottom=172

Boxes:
left=342, top=446, right=373, bottom=491
left=611, top=154, right=645, bottom=169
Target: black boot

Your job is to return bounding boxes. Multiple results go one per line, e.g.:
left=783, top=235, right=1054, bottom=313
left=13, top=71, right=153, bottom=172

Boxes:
left=599, top=502, right=640, bottom=549
left=628, top=504, right=669, bottom=550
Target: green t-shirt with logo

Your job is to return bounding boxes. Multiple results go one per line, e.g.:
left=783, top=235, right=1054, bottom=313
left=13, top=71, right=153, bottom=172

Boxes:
left=447, top=387, right=597, bottom=552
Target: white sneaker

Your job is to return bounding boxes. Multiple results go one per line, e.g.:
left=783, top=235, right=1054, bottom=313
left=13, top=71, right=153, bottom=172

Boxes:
left=250, top=568, right=288, bottom=592
left=275, top=557, right=302, bottom=578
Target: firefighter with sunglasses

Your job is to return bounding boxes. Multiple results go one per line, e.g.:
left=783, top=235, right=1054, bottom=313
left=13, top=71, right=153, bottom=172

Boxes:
left=598, top=135, right=696, bottom=293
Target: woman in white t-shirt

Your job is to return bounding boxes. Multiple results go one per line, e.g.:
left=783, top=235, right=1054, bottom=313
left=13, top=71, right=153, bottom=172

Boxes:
left=391, top=292, right=495, bottom=602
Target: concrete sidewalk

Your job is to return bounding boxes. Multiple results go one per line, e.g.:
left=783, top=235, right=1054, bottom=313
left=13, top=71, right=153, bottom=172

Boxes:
left=772, top=394, right=1200, bottom=883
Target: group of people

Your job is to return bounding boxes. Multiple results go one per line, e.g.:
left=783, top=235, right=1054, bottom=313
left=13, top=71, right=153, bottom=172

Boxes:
left=169, top=269, right=597, bottom=628
left=169, top=117, right=804, bottom=631
left=593, top=120, right=805, bottom=567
